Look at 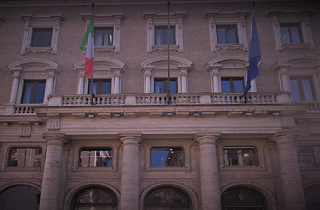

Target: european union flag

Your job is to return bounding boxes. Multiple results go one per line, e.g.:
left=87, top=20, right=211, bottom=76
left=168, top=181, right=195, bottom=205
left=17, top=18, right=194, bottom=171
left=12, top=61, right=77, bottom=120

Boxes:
left=244, top=14, right=261, bottom=95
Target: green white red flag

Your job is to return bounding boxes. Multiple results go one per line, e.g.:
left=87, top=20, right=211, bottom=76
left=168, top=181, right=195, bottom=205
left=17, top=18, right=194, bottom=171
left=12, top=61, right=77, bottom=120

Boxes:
left=80, top=11, right=94, bottom=78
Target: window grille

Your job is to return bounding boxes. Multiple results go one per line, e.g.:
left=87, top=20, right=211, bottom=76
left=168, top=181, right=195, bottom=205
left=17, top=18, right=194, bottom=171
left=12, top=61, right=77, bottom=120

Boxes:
left=221, top=186, right=267, bottom=209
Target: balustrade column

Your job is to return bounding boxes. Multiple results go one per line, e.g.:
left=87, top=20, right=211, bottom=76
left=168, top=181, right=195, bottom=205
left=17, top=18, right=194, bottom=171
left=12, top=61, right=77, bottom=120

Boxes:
left=10, top=75, right=20, bottom=103
left=39, top=133, right=68, bottom=210
left=273, top=133, right=306, bottom=210
left=196, top=133, right=221, bottom=210
left=120, top=134, right=141, bottom=210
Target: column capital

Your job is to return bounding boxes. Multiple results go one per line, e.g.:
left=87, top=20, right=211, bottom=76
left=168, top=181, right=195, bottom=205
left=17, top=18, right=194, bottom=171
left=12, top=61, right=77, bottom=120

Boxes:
left=42, top=132, right=69, bottom=145
left=270, top=131, right=298, bottom=145
left=195, top=132, right=221, bottom=144
left=120, top=133, right=141, bottom=145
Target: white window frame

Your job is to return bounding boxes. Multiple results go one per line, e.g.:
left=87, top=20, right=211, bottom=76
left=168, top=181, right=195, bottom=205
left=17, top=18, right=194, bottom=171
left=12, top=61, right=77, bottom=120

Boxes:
left=82, top=13, right=125, bottom=54
left=206, top=56, right=257, bottom=93
left=144, top=11, right=187, bottom=53
left=205, top=11, right=249, bottom=52
left=273, top=55, right=320, bottom=101
left=8, top=59, right=59, bottom=104
left=21, top=14, right=64, bottom=55
left=140, top=56, right=193, bottom=93
left=74, top=57, right=126, bottom=94
left=268, top=10, right=314, bottom=51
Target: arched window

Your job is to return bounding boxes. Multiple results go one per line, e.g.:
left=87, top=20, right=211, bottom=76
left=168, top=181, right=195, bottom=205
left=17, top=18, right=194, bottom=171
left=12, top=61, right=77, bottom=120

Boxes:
left=0, top=185, right=40, bottom=210
left=144, top=186, right=191, bottom=210
left=71, top=186, right=118, bottom=210
left=221, top=186, right=267, bottom=210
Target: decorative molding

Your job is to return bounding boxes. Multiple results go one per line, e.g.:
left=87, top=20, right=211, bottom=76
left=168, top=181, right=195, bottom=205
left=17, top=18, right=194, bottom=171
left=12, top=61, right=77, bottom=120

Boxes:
left=309, top=123, right=320, bottom=135
left=280, top=117, right=295, bottom=129
left=82, top=13, right=125, bottom=54
left=20, top=13, right=64, bottom=55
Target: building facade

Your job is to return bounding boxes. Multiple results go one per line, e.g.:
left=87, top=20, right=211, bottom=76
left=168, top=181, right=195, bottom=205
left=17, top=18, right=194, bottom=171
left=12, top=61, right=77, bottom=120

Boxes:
left=0, top=0, right=320, bottom=209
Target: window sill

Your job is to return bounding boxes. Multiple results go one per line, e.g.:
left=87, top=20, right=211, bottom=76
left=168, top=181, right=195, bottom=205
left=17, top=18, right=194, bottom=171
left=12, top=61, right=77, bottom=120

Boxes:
left=94, top=45, right=115, bottom=53
left=25, top=47, right=52, bottom=54
left=152, top=44, right=179, bottom=52
left=215, top=44, right=245, bottom=51
left=221, top=165, right=264, bottom=171
left=74, top=166, right=116, bottom=172
left=147, top=166, right=190, bottom=171
left=281, top=43, right=313, bottom=50
left=3, top=167, right=43, bottom=172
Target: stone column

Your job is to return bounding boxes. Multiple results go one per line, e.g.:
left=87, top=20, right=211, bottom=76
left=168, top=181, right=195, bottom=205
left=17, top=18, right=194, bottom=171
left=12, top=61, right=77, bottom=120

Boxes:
left=196, top=133, right=221, bottom=210
left=181, top=73, right=187, bottom=93
left=273, top=133, right=306, bottom=210
left=211, top=69, right=220, bottom=93
left=120, top=134, right=141, bottom=210
left=77, top=74, right=85, bottom=94
left=9, top=74, right=20, bottom=103
left=40, top=133, right=68, bottom=210
left=145, top=73, right=151, bottom=93
left=114, top=75, right=120, bottom=94
left=278, top=67, right=291, bottom=92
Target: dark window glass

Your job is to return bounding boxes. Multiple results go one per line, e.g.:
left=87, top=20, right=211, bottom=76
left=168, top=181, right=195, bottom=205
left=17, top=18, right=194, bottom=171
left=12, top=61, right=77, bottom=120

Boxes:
left=79, top=147, right=113, bottom=167
left=155, top=26, right=175, bottom=45
left=224, top=147, right=259, bottom=166
left=154, top=79, right=177, bottom=93
left=217, top=25, right=239, bottom=44
left=94, top=27, right=114, bottom=46
left=7, top=147, right=42, bottom=168
left=280, top=24, right=303, bottom=44
left=88, top=79, right=111, bottom=94
left=21, top=81, right=46, bottom=104
left=222, top=78, right=244, bottom=93
left=290, top=77, right=315, bottom=101
left=31, top=28, right=52, bottom=47
left=151, top=147, right=184, bottom=167
left=0, top=185, right=40, bottom=210
left=297, top=146, right=320, bottom=167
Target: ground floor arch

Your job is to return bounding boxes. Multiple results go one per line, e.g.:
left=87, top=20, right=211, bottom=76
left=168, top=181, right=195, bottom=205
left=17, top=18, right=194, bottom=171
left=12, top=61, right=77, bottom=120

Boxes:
left=70, top=185, right=118, bottom=210
left=0, top=185, right=40, bottom=210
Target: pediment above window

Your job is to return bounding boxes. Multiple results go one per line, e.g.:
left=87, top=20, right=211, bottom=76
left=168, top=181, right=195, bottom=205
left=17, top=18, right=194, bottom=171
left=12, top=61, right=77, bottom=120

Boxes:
left=8, top=59, right=59, bottom=76
left=140, top=56, right=192, bottom=72
left=206, top=56, right=249, bottom=71
left=273, top=55, right=320, bottom=71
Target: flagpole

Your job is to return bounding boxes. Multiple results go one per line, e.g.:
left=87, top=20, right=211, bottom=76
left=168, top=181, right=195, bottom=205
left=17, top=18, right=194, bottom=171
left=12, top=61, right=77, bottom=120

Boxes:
left=167, top=1, right=171, bottom=105
left=90, top=3, right=94, bottom=105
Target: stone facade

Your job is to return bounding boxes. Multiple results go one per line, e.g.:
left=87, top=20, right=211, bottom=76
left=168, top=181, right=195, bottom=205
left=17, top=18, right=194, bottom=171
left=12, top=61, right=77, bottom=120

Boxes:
left=0, top=0, right=320, bottom=210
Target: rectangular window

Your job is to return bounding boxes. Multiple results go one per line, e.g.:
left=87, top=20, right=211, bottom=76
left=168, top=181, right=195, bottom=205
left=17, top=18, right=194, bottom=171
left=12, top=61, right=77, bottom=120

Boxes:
left=151, top=147, right=184, bottom=167
left=290, top=77, right=315, bottom=101
left=79, top=147, right=113, bottom=167
left=7, top=147, right=42, bottom=168
left=155, top=26, right=175, bottom=45
left=21, top=80, right=46, bottom=104
left=223, top=146, right=259, bottom=166
left=217, top=25, right=239, bottom=44
left=154, top=79, right=177, bottom=93
left=94, top=27, right=114, bottom=46
left=297, top=146, right=320, bottom=167
left=88, top=79, right=111, bottom=94
left=31, top=28, right=52, bottom=47
left=221, top=78, right=244, bottom=93
left=280, top=24, right=303, bottom=44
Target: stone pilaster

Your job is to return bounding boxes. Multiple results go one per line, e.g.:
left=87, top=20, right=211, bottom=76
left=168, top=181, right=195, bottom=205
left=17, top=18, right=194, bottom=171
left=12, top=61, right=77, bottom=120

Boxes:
left=120, top=134, right=141, bottom=210
left=39, top=133, right=68, bottom=210
left=273, top=132, right=306, bottom=210
left=196, top=133, right=221, bottom=210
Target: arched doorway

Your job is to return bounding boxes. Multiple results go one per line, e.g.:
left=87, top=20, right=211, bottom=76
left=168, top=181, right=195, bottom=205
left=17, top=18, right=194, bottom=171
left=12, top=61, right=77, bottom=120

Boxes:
left=71, top=186, right=118, bottom=210
left=0, top=185, right=40, bottom=210
left=221, top=186, right=267, bottom=210
left=144, top=186, right=192, bottom=210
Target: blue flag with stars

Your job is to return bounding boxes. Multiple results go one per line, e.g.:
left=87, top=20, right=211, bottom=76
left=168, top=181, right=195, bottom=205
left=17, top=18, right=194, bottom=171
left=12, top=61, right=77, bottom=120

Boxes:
left=244, top=14, right=261, bottom=95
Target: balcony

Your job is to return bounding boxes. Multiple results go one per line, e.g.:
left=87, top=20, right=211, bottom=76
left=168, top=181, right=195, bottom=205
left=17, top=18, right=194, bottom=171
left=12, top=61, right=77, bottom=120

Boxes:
left=4, top=92, right=319, bottom=115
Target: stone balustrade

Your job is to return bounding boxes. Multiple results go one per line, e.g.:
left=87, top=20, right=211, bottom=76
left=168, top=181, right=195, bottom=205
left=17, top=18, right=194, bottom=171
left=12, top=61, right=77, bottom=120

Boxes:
left=5, top=92, right=318, bottom=115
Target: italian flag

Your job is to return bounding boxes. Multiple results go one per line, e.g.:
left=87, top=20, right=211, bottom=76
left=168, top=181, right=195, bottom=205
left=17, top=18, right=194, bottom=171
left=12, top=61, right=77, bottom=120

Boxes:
left=80, top=11, right=94, bottom=78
